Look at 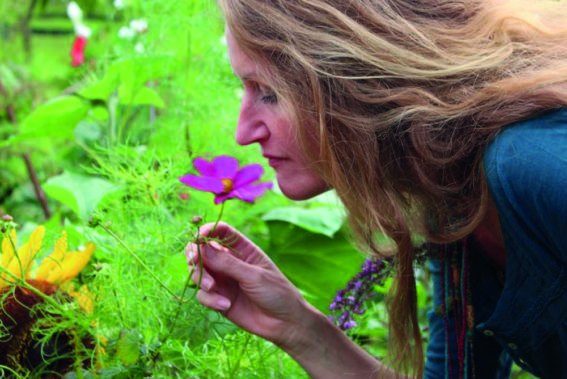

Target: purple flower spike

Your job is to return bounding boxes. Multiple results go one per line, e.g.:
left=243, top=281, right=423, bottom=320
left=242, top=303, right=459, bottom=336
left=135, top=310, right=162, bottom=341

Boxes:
left=179, top=155, right=273, bottom=204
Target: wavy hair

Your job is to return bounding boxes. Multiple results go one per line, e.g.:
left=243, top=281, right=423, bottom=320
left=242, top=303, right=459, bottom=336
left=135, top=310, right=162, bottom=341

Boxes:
left=217, top=0, right=567, bottom=375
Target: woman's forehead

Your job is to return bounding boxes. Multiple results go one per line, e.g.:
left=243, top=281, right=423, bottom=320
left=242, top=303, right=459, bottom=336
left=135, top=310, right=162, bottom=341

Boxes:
left=226, top=27, right=268, bottom=83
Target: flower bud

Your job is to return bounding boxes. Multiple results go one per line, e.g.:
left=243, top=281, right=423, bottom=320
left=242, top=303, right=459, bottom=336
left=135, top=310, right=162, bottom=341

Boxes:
left=88, top=216, right=101, bottom=228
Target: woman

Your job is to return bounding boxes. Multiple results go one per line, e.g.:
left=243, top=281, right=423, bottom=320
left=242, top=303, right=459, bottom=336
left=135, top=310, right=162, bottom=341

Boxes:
left=185, top=0, right=567, bottom=377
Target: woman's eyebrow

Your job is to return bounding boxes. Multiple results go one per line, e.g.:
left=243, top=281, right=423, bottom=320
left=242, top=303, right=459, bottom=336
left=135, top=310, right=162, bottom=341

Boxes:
left=240, top=73, right=260, bottom=82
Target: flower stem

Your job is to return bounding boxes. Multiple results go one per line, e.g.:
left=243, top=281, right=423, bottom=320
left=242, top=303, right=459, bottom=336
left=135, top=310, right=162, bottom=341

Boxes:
left=227, top=333, right=252, bottom=379
left=211, top=202, right=225, bottom=235
left=97, top=223, right=177, bottom=299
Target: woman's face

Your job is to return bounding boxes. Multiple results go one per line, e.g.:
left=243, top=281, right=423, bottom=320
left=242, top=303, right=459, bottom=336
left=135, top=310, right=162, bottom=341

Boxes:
left=226, top=28, right=329, bottom=200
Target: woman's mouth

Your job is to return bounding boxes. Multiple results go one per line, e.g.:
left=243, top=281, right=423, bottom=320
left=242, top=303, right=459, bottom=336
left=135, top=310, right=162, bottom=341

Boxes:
left=264, top=154, right=287, bottom=168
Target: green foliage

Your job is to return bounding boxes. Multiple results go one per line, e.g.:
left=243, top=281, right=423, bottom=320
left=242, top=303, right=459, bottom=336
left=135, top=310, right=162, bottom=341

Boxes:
left=264, top=216, right=365, bottom=312
left=263, top=206, right=345, bottom=237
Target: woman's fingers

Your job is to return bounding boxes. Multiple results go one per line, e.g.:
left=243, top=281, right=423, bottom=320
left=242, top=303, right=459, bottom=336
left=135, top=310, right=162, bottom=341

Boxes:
left=199, top=242, right=260, bottom=284
left=196, top=289, right=231, bottom=312
left=185, top=243, right=201, bottom=265
left=190, top=265, right=214, bottom=291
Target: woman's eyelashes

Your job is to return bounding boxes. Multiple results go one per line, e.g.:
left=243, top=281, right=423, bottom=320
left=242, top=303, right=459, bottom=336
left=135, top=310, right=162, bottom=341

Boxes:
left=245, top=81, right=278, bottom=105
left=257, top=83, right=277, bottom=104
left=260, top=92, right=278, bottom=104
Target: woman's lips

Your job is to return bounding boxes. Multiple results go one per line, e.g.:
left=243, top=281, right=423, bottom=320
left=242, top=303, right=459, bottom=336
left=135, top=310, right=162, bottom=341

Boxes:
left=264, top=155, right=287, bottom=168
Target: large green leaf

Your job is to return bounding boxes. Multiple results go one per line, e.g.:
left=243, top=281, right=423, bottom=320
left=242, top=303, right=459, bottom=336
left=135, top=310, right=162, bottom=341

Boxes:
left=262, top=206, right=345, bottom=237
left=78, top=76, right=117, bottom=101
left=266, top=220, right=365, bottom=312
left=43, top=172, right=122, bottom=219
left=18, top=96, right=89, bottom=140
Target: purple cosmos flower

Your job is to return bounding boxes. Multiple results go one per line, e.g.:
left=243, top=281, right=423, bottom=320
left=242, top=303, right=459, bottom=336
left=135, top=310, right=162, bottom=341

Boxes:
left=179, top=155, right=273, bottom=204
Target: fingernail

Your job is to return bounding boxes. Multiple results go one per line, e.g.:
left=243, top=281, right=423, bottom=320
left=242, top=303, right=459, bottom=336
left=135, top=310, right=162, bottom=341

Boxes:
left=217, top=298, right=231, bottom=310
left=209, top=241, right=223, bottom=250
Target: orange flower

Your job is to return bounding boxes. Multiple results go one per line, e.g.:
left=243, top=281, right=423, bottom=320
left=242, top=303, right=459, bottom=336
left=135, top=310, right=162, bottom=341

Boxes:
left=0, top=226, right=97, bottom=375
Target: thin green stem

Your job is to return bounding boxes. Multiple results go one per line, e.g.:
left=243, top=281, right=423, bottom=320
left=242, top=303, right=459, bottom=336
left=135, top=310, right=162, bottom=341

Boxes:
left=164, top=230, right=202, bottom=338
left=5, top=230, right=26, bottom=286
left=108, top=94, right=118, bottom=146
left=210, top=202, right=225, bottom=235
left=98, top=223, right=177, bottom=299
left=228, top=333, right=252, bottom=379
left=150, top=203, right=228, bottom=366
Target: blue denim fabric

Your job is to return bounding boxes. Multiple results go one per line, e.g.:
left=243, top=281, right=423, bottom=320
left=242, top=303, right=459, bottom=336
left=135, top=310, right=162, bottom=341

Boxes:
left=424, top=109, right=567, bottom=378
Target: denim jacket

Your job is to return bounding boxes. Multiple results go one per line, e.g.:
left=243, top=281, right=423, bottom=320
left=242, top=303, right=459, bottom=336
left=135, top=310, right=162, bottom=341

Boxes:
left=424, top=109, right=567, bottom=378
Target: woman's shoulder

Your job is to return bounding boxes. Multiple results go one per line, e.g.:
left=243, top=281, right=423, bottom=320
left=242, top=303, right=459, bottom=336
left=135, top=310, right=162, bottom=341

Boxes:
left=484, top=108, right=567, bottom=180
left=483, top=107, right=567, bottom=257
left=484, top=108, right=567, bottom=164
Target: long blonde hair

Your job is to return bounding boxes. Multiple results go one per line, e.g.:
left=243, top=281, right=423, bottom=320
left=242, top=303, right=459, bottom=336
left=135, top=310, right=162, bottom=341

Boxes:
left=218, top=0, right=567, bottom=375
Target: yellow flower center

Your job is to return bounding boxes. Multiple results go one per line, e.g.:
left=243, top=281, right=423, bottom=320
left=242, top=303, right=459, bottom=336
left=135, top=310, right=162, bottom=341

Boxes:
left=221, top=179, right=233, bottom=193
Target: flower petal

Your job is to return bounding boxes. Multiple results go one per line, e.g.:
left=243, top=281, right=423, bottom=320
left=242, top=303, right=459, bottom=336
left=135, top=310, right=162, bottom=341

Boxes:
left=179, top=174, right=224, bottom=193
left=57, top=242, right=95, bottom=284
left=233, top=164, right=264, bottom=188
left=193, top=157, right=217, bottom=177
left=1, top=229, right=16, bottom=268
left=212, top=156, right=239, bottom=179
left=36, top=230, right=68, bottom=280
left=232, top=182, right=273, bottom=203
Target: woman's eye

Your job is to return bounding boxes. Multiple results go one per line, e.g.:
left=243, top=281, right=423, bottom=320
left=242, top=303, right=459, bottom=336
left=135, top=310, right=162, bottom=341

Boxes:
left=260, top=93, right=278, bottom=104
left=257, top=84, right=277, bottom=104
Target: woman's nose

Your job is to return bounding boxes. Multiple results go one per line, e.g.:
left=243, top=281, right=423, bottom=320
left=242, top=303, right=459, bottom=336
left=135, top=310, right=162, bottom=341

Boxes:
left=235, top=99, right=270, bottom=146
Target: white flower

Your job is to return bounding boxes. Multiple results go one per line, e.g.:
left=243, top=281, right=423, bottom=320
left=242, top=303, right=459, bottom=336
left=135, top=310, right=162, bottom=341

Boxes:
left=130, top=19, right=148, bottom=33
left=75, top=24, right=92, bottom=38
left=67, top=1, right=83, bottom=22
left=135, top=43, right=145, bottom=53
left=113, top=0, right=125, bottom=10
left=118, top=26, right=135, bottom=39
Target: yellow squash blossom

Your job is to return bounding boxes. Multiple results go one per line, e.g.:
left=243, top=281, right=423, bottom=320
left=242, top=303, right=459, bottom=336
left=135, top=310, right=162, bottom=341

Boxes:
left=0, top=226, right=95, bottom=290
left=0, top=225, right=97, bottom=374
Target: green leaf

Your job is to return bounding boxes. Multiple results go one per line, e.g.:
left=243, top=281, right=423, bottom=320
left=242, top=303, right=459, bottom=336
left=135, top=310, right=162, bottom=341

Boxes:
left=266, top=220, right=365, bottom=312
left=123, top=86, right=165, bottom=108
left=43, top=172, right=122, bottom=219
left=115, top=329, right=143, bottom=366
left=262, top=206, right=345, bottom=237
left=74, top=120, right=103, bottom=143
left=19, top=96, right=89, bottom=141
left=78, top=77, right=117, bottom=101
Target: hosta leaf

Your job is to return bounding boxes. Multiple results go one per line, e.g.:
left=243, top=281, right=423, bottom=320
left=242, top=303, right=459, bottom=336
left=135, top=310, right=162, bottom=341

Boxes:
left=266, top=220, right=365, bottom=312
left=43, top=172, right=122, bottom=220
left=262, top=206, right=345, bottom=237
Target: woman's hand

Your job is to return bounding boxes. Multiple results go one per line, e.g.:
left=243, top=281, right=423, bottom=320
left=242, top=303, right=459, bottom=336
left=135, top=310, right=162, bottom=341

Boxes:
left=185, top=221, right=392, bottom=378
left=184, top=221, right=314, bottom=349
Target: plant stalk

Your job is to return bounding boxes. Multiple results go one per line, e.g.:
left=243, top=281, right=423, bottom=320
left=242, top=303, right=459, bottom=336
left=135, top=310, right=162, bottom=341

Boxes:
left=22, top=153, right=52, bottom=220
left=98, top=223, right=177, bottom=299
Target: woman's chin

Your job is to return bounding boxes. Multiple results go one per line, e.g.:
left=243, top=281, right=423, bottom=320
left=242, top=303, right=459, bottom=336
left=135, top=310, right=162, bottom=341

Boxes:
left=276, top=176, right=329, bottom=201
